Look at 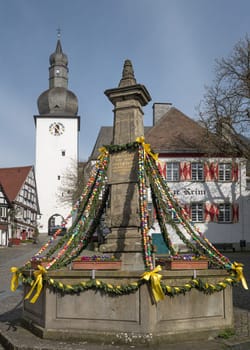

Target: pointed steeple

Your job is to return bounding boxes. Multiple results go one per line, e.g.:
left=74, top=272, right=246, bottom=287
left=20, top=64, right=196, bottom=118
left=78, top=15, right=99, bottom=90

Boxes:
left=49, top=38, right=68, bottom=89
left=49, top=39, right=68, bottom=66
left=118, top=59, right=137, bottom=87
left=37, top=38, right=78, bottom=116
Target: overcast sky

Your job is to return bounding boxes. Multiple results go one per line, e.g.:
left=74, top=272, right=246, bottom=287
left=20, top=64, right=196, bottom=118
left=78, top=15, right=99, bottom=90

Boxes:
left=0, top=0, right=249, bottom=167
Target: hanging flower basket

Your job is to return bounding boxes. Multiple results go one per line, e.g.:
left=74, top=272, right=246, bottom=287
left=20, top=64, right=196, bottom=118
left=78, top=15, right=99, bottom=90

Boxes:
left=157, top=255, right=209, bottom=270
left=72, top=255, right=122, bottom=270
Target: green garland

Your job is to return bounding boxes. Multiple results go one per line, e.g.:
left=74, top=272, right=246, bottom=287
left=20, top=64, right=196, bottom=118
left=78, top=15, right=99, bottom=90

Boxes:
left=54, top=186, right=110, bottom=269
left=33, top=156, right=110, bottom=270
left=21, top=272, right=238, bottom=297
left=14, top=138, right=245, bottom=301
left=146, top=155, right=230, bottom=268
left=104, top=141, right=139, bottom=153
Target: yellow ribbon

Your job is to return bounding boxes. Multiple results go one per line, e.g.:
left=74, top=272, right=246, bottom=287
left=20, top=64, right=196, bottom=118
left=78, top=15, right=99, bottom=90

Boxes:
left=98, top=146, right=108, bottom=160
left=141, top=265, right=165, bottom=303
left=10, top=267, right=19, bottom=292
left=231, top=262, right=248, bottom=290
left=136, top=136, right=158, bottom=161
left=25, top=265, right=47, bottom=303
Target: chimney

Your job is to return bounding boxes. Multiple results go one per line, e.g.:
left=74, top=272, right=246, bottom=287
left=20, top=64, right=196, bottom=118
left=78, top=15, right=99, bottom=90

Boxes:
left=153, top=102, right=172, bottom=125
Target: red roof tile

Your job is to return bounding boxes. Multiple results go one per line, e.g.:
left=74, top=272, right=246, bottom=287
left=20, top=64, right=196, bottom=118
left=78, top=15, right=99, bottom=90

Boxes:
left=0, top=166, right=32, bottom=202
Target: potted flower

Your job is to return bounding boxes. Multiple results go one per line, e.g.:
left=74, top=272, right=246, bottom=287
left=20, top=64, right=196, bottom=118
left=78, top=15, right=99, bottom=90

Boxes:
left=30, top=256, right=53, bottom=269
left=157, top=254, right=208, bottom=270
left=72, top=255, right=122, bottom=270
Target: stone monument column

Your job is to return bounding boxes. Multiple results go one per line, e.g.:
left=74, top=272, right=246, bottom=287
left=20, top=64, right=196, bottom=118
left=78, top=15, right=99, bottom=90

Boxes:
left=100, top=60, right=151, bottom=270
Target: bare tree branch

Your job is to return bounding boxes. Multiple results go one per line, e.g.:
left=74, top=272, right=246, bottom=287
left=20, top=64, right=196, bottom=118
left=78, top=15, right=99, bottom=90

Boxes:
left=199, top=35, right=250, bottom=158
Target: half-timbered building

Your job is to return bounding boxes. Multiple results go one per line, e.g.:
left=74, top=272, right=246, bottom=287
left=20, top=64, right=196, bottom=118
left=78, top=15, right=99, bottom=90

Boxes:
left=88, top=102, right=250, bottom=251
left=0, top=166, right=40, bottom=245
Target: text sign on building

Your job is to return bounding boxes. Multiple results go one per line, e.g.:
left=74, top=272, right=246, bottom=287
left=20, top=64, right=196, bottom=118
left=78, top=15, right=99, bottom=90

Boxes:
left=173, top=188, right=206, bottom=196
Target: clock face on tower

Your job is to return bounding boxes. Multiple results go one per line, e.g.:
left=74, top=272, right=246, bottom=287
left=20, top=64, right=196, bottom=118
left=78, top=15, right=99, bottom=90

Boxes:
left=49, top=122, right=65, bottom=136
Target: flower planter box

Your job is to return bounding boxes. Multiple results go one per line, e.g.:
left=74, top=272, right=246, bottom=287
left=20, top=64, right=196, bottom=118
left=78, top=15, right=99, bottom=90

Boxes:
left=31, top=260, right=51, bottom=269
left=9, top=238, right=21, bottom=246
left=72, top=260, right=122, bottom=270
left=165, top=260, right=208, bottom=270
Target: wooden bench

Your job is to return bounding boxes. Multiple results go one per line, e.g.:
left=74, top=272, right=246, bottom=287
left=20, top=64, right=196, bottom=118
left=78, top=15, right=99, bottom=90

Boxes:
left=214, top=243, right=235, bottom=252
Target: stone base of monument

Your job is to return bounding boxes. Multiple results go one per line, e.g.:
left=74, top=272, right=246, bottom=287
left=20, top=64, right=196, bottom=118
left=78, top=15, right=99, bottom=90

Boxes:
left=22, top=269, right=233, bottom=345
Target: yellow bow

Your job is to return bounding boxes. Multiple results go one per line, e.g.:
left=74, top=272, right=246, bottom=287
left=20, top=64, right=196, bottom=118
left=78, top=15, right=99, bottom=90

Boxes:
left=25, top=265, right=47, bottom=303
left=231, top=262, right=248, bottom=290
left=136, top=136, right=145, bottom=144
left=136, top=136, right=158, bottom=161
left=98, top=146, right=108, bottom=160
left=141, top=265, right=165, bottom=303
left=10, top=267, right=19, bottom=292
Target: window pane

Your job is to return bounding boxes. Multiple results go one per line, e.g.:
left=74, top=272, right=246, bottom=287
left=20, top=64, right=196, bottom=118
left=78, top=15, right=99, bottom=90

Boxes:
left=0, top=206, right=7, bottom=219
left=167, top=162, right=179, bottom=181
left=219, top=164, right=231, bottom=181
left=191, top=163, right=203, bottom=181
left=191, top=203, right=204, bottom=222
left=218, top=203, right=231, bottom=222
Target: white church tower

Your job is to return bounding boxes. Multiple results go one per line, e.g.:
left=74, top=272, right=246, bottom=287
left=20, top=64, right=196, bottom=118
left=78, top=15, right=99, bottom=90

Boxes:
left=34, top=37, right=80, bottom=233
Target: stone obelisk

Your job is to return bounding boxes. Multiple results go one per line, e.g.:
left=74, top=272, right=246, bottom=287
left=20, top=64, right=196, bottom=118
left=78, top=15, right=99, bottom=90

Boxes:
left=100, top=60, right=151, bottom=270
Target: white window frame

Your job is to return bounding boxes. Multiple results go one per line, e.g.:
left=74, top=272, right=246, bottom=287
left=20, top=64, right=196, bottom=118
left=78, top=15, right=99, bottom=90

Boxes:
left=218, top=203, right=232, bottom=223
left=218, top=163, right=231, bottom=181
left=166, top=162, right=179, bottom=182
left=0, top=206, right=7, bottom=219
left=191, top=203, right=204, bottom=222
left=191, top=163, right=204, bottom=181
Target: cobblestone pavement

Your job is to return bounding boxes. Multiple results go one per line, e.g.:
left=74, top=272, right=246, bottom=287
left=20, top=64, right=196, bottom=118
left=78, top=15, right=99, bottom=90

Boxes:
left=0, top=238, right=250, bottom=349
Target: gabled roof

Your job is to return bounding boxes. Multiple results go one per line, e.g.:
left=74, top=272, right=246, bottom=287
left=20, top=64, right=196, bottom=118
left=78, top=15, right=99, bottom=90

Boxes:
left=145, top=107, right=220, bottom=154
left=89, top=126, right=152, bottom=160
left=89, top=126, right=113, bottom=160
left=0, top=166, right=32, bottom=202
left=89, top=106, right=244, bottom=161
left=0, top=184, right=12, bottom=207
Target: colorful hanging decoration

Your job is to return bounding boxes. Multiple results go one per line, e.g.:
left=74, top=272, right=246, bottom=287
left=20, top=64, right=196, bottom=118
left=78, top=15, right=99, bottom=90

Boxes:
left=10, top=137, right=248, bottom=304
left=138, top=143, right=154, bottom=270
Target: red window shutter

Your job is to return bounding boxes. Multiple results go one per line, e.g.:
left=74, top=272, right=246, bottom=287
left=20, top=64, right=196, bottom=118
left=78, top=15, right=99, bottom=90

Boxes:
left=205, top=202, right=218, bottom=222
left=232, top=163, right=239, bottom=182
left=157, top=161, right=166, bottom=178
left=232, top=203, right=239, bottom=223
left=163, top=162, right=167, bottom=178
left=205, top=162, right=218, bottom=181
left=204, top=162, right=210, bottom=181
left=213, top=204, right=219, bottom=222
left=180, top=162, right=191, bottom=181
left=210, top=203, right=219, bottom=222
left=204, top=202, right=212, bottom=222
left=213, top=162, right=219, bottom=181
left=210, top=162, right=218, bottom=181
